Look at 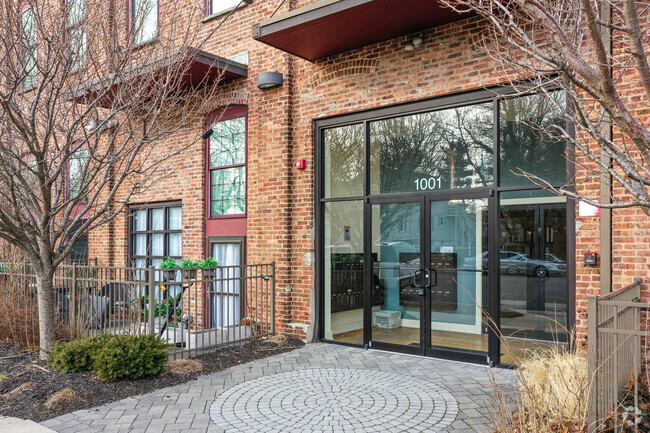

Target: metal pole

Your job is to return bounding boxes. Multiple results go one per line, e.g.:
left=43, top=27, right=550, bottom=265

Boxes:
left=587, top=294, right=599, bottom=433
left=271, top=262, right=276, bottom=335
left=148, top=266, right=155, bottom=335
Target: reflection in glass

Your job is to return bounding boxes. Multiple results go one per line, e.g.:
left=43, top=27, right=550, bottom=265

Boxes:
left=499, top=190, right=568, bottom=363
left=323, top=201, right=364, bottom=343
left=430, top=199, right=488, bottom=355
left=211, top=167, right=246, bottom=216
left=324, top=124, right=364, bottom=198
left=499, top=92, right=567, bottom=187
left=370, top=103, right=493, bottom=194
left=371, top=202, right=421, bottom=346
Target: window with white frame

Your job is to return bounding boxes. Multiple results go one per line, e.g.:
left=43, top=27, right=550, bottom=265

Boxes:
left=208, top=0, right=247, bottom=16
left=131, top=0, right=157, bottom=45
left=130, top=204, right=182, bottom=270
left=208, top=109, right=246, bottom=217
left=21, top=7, right=37, bottom=89
left=66, top=0, right=86, bottom=70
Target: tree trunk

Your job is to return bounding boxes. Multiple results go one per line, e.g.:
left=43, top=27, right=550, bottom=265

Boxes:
left=35, top=266, right=56, bottom=360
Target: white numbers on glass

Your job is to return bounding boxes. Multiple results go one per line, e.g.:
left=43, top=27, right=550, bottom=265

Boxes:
left=414, top=177, right=442, bottom=191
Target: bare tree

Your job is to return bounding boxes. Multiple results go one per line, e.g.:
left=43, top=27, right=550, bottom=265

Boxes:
left=0, top=0, right=234, bottom=357
left=442, top=0, right=650, bottom=215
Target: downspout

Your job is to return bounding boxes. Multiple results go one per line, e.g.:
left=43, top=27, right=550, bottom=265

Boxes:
left=599, top=1, right=613, bottom=294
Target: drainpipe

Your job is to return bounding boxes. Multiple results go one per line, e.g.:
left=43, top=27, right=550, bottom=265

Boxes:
left=599, top=1, right=613, bottom=294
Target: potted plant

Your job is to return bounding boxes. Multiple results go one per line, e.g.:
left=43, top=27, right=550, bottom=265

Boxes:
left=199, top=257, right=219, bottom=279
left=159, top=257, right=179, bottom=282
left=180, top=259, right=199, bottom=280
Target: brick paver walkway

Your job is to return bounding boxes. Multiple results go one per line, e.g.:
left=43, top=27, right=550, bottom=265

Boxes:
left=41, top=343, right=515, bottom=433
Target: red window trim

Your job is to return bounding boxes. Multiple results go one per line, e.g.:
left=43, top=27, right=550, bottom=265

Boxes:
left=205, top=105, right=248, bottom=221
left=127, top=0, right=159, bottom=46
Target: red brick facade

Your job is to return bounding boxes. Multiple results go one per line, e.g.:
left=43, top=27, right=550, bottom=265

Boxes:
left=88, top=0, right=650, bottom=354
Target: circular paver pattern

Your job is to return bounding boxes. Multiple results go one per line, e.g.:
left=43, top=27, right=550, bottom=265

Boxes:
left=210, top=368, right=458, bottom=432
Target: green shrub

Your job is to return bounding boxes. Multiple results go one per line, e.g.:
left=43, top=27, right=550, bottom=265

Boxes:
left=48, top=335, right=110, bottom=373
left=93, top=335, right=169, bottom=382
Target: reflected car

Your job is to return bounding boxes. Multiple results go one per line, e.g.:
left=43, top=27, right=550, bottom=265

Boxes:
left=501, top=253, right=565, bottom=278
left=462, top=250, right=521, bottom=270
left=463, top=251, right=566, bottom=278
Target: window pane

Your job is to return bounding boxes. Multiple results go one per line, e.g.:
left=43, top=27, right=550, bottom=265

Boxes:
left=168, top=207, right=182, bottom=230
left=210, top=116, right=245, bottom=168
left=69, top=26, right=86, bottom=69
left=67, top=0, right=85, bottom=26
left=151, top=233, right=163, bottom=256
left=134, top=234, right=147, bottom=255
left=133, top=0, right=157, bottom=45
left=499, top=190, right=568, bottom=363
left=323, top=201, right=364, bottom=343
left=169, top=233, right=182, bottom=256
left=499, top=92, right=567, bottom=187
left=151, top=208, right=164, bottom=230
left=211, top=0, right=241, bottom=13
left=370, top=103, right=493, bottom=194
left=324, top=124, right=364, bottom=198
left=22, top=9, right=37, bottom=88
left=211, top=167, right=245, bottom=216
left=69, top=149, right=89, bottom=200
left=134, top=209, right=147, bottom=231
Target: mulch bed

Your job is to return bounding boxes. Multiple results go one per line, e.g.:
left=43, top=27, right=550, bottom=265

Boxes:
left=0, top=335, right=304, bottom=422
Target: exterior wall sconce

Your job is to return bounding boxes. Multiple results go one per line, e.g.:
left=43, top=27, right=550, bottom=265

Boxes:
left=258, top=71, right=284, bottom=90
left=201, top=128, right=214, bottom=139
left=404, top=37, right=423, bottom=51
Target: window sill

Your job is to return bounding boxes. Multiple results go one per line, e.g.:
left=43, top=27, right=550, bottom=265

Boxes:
left=207, top=213, right=247, bottom=220
left=130, top=37, right=159, bottom=51
left=202, top=0, right=251, bottom=24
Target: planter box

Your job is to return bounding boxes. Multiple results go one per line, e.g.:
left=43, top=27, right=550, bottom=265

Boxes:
left=182, top=269, right=197, bottom=280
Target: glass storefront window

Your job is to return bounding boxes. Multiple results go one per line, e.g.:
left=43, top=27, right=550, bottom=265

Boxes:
left=370, top=103, right=493, bottom=194
left=499, top=92, right=567, bottom=187
left=499, top=190, right=568, bottom=363
left=324, top=124, right=364, bottom=198
left=323, top=201, right=364, bottom=343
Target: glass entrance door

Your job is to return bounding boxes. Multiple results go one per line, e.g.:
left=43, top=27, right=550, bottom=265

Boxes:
left=426, top=197, right=489, bottom=361
left=367, top=194, right=490, bottom=361
left=369, top=200, right=423, bottom=354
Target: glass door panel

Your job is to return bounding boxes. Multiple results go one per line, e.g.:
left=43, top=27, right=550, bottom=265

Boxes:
left=428, top=198, right=488, bottom=357
left=370, top=202, right=421, bottom=348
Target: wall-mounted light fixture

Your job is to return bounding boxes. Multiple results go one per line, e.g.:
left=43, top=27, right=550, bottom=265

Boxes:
left=404, top=37, right=423, bottom=52
left=258, top=71, right=284, bottom=90
left=201, top=128, right=214, bottom=139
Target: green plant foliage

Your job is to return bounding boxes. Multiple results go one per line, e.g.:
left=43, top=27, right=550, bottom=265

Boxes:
left=159, top=257, right=179, bottom=269
left=133, top=294, right=182, bottom=323
left=198, top=257, right=219, bottom=267
left=48, top=335, right=111, bottom=373
left=180, top=259, right=199, bottom=268
left=93, top=335, right=168, bottom=382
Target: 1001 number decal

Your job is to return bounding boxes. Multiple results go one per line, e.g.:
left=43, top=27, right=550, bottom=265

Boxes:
left=414, top=177, right=442, bottom=191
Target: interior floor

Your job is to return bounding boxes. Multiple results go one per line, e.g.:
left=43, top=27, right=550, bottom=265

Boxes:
left=333, top=327, right=565, bottom=365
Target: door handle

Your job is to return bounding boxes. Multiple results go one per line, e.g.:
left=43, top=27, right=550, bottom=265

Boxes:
left=430, top=268, right=437, bottom=287
left=413, top=269, right=427, bottom=295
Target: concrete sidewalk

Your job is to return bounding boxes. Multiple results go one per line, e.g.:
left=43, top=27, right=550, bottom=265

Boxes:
left=40, top=343, right=515, bottom=432
left=0, top=416, right=57, bottom=433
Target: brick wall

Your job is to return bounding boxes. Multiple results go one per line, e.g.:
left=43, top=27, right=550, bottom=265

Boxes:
left=85, top=0, right=650, bottom=350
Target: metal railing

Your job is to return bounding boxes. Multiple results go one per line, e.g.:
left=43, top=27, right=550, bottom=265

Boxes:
left=0, top=262, right=275, bottom=359
left=587, top=277, right=645, bottom=432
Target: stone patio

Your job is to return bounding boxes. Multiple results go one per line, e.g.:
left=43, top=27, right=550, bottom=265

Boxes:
left=41, top=343, right=516, bottom=433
